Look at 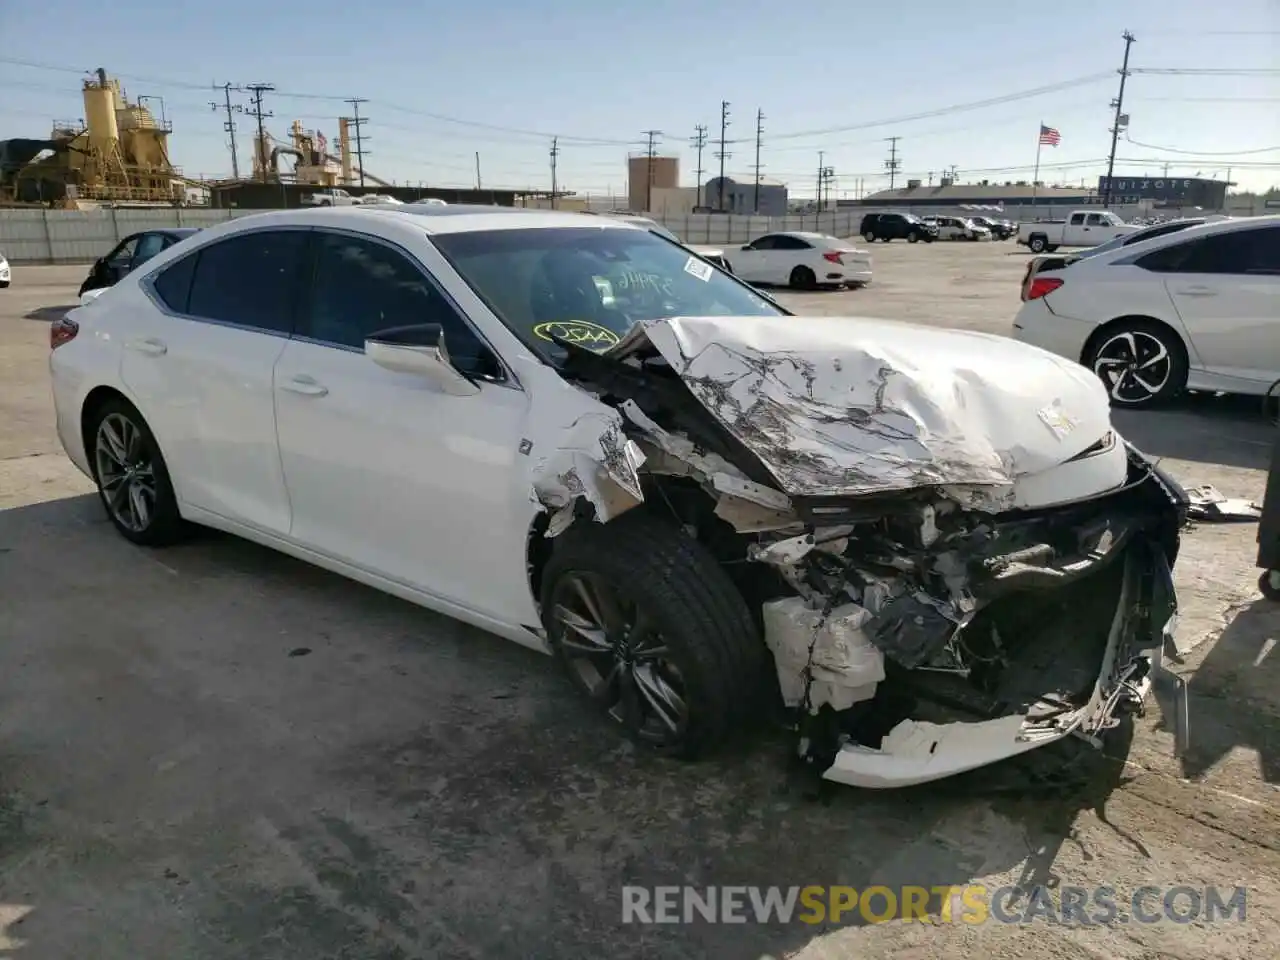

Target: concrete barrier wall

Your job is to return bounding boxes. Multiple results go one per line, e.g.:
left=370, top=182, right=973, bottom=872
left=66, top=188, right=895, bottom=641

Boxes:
left=0, top=202, right=1266, bottom=264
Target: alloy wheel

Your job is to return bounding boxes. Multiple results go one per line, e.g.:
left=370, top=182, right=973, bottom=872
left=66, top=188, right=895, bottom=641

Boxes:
left=94, top=412, right=157, bottom=533
left=551, top=571, right=689, bottom=745
left=1092, top=330, right=1172, bottom=404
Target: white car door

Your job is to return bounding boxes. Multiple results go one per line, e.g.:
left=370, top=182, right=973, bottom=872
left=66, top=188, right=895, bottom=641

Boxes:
left=733, top=235, right=779, bottom=283
left=1145, top=223, right=1280, bottom=390
left=271, top=228, right=537, bottom=623
left=121, top=228, right=305, bottom=534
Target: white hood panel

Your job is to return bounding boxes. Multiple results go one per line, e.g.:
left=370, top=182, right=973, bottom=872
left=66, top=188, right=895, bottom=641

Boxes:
left=612, top=315, right=1114, bottom=502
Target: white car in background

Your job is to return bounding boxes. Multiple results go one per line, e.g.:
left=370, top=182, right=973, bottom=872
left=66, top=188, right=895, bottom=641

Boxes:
left=733, top=231, right=872, bottom=289
left=923, top=216, right=991, bottom=241
left=412, top=198, right=449, bottom=207
left=358, top=194, right=404, bottom=206
left=1013, top=214, right=1280, bottom=407
left=0, top=249, right=10, bottom=288
left=46, top=204, right=1186, bottom=789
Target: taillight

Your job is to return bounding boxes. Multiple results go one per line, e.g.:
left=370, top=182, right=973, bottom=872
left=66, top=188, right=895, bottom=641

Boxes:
left=1024, top=276, right=1064, bottom=302
left=50, top=316, right=79, bottom=350
left=822, top=251, right=844, bottom=264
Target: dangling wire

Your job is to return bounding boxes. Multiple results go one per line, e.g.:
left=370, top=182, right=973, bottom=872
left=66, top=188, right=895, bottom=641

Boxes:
left=1265, top=377, right=1280, bottom=428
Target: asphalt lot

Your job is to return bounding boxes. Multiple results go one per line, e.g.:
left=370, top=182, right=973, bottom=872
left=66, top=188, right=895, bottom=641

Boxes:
left=1, top=245, right=1278, bottom=959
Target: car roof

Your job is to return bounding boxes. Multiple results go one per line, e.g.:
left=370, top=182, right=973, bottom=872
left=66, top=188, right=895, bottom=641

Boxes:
left=1078, top=212, right=1280, bottom=264
left=221, top=205, right=645, bottom=236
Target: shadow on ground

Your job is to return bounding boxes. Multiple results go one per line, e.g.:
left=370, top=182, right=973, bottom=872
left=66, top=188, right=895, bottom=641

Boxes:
left=0, top=493, right=1146, bottom=959
left=1114, top=393, right=1276, bottom=472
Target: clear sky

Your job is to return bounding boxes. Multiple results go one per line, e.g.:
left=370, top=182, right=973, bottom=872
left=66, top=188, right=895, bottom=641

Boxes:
left=2, top=0, right=1277, bottom=197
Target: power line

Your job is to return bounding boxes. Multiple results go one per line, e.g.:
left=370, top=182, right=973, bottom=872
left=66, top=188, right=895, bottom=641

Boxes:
left=690, top=124, right=708, bottom=209
left=549, top=137, right=559, bottom=208
left=641, top=129, right=663, bottom=212
left=884, top=136, right=902, bottom=189
left=243, top=83, right=275, bottom=183
left=1103, top=30, right=1136, bottom=208
left=753, top=108, right=765, bottom=213
left=345, top=97, right=369, bottom=187
left=714, top=101, right=731, bottom=212
left=1122, top=135, right=1279, bottom=156
left=210, top=83, right=243, bottom=180
left=1131, top=67, right=1280, bottom=76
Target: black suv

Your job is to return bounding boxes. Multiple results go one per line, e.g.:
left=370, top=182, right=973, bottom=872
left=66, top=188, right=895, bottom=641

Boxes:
left=859, top=212, right=936, bottom=243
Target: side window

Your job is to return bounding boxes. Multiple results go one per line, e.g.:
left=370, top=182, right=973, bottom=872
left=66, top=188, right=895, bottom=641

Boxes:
left=1178, top=227, right=1280, bottom=275
left=186, top=230, right=307, bottom=333
left=306, top=232, right=495, bottom=373
left=775, top=236, right=811, bottom=250
left=108, top=236, right=139, bottom=266
left=151, top=253, right=197, bottom=313
left=1070, top=213, right=1086, bottom=226
left=750, top=235, right=779, bottom=250
left=1085, top=214, right=1107, bottom=226
left=133, top=233, right=167, bottom=266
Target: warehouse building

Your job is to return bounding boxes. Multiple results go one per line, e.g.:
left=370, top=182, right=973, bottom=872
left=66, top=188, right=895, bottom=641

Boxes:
left=703, top=175, right=789, bottom=216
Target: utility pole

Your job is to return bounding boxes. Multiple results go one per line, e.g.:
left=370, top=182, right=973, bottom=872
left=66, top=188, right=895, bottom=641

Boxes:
left=884, top=136, right=902, bottom=190
left=816, top=151, right=824, bottom=211
left=345, top=98, right=370, bottom=188
left=210, top=83, right=243, bottom=180
left=690, top=124, right=708, bottom=209
left=1103, top=30, right=1136, bottom=208
left=752, top=108, right=765, bottom=214
left=714, top=100, right=731, bottom=211
left=641, top=129, right=663, bottom=212
left=243, top=83, right=275, bottom=182
left=475, top=152, right=482, bottom=190
left=549, top=137, right=559, bottom=208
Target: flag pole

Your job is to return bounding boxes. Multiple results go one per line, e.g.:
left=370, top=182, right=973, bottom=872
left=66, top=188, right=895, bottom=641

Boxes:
left=1032, top=122, right=1043, bottom=214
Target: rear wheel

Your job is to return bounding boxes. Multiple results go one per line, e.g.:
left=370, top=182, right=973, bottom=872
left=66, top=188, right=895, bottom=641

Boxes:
left=789, top=265, right=816, bottom=289
left=88, top=398, right=186, bottom=545
left=1028, top=235, right=1048, bottom=253
left=907, top=230, right=920, bottom=243
left=1083, top=319, right=1188, bottom=408
left=862, top=230, right=875, bottom=242
left=541, top=511, right=766, bottom=758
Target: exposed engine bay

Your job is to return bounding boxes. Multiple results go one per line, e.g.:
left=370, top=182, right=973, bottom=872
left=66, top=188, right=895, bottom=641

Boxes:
left=534, top=315, right=1189, bottom=788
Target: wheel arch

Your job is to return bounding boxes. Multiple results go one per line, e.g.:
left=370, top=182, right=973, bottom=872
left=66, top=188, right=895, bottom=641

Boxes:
left=80, top=385, right=136, bottom=477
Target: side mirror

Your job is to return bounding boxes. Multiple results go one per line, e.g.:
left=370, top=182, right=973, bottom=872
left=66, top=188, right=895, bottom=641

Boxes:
left=364, top=323, right=481, bottom=397
left=79, top=287, right=107, bottom=306
left=741, top=244, right=752, bottom=251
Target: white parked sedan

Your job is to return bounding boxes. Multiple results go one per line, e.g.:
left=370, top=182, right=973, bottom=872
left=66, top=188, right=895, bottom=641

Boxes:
left=50, top=205, right=1187, bottom=789
left=732, top=231, right=872, bottom=288
left=1014, top=214, right=1280, bottom=407
left=0, top=248, right=10, bottom=288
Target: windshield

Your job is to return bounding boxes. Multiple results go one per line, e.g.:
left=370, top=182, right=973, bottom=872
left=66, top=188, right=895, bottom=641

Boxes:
left=432, top=227, right=784, bottom=359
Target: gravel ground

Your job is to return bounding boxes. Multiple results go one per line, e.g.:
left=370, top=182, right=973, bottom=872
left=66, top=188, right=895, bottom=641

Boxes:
left=1, top=246, right=1277, bottom=960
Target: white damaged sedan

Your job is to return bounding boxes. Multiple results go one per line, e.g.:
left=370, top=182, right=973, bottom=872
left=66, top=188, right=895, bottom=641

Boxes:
left=48, top=206, right=1188, bottom=788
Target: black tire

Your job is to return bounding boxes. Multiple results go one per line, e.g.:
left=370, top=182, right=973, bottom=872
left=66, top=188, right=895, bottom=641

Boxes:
left=1083, top=318, right=1189, bottom=408
left=789, top=265, right=816, bottom=289
left=0, top=280, right=9, bottom=289
left=862, top=230, right=875, bottom=242
left=907, top=230, right=920, bottom=243
left=1028, top=235, right=1048, bottom=253
left=87, top=397, right=187, bottom=546
left=541, top=510, right=766, bottom=759
left=1260, top=570, right=1280, bottom=602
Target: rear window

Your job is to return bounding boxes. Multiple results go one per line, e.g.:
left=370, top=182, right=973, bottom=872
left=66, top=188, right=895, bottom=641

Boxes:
left=432, top=227, right=783, bottom=359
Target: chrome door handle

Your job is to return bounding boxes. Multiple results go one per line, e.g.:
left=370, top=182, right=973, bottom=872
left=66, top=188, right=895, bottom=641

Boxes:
left=280, top=376, right=329, bottom=397
left=1176, top=286, right=1217, bottom=297
left=128, top=337, right=167, bottom=356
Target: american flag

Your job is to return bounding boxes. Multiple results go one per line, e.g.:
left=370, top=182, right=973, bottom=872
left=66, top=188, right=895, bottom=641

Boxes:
left=1039, top=124, right=1062, bottom=147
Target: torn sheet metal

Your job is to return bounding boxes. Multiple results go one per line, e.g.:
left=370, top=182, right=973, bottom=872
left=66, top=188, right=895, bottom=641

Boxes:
left=762, top=597, right=886, bottom=714
left=529, top=409, right=646, bottom=531
left=1185, top=484, right=1261, bottom=523
left=605, top=315, right=1115, bottom=507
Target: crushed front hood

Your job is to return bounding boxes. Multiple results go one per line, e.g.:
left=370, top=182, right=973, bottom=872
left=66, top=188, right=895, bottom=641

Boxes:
left=606, top=315, right=1113, bottom=503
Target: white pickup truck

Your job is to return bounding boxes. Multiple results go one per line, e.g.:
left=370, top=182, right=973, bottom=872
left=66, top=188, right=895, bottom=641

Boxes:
left=301, top=188, right=361, bottom=207
left=1016, top=210, right=1137, bottom=253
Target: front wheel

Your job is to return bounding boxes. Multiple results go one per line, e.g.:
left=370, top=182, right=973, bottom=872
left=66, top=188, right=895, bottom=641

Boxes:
left=789, top=265, right=816, bottom=289
left=1028, top=236, right=1048, bottom=253
left=1084, top=319, right=1188, bottom=408
left=907, top=231, right=920, bottom=243
left=862, top=230, right=875, bottom=242
left=88, top=398, right=187, bottom=545
left=541, top=511, right=766, bottom=758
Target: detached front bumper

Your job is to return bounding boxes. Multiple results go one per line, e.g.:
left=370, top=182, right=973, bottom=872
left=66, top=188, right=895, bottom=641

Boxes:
left=822, top=540, right=1182, bottom=788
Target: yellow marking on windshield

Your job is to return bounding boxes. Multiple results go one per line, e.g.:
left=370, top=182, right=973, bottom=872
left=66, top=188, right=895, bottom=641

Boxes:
left=532, top=320, right=621, bottom=352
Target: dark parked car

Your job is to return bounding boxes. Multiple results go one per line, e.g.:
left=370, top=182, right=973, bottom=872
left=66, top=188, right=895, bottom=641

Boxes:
left=859, top=212, right=936, bottom=243
left=78, top=228, right=199, bottom=296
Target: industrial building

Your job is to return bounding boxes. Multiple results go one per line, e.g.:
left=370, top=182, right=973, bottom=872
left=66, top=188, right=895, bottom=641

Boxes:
left=627, top=155, right=679, bottom=212
left=855, top=178, right=1096, bottom=209
left=703, top=175, right=789, bottom=216
left=0, top=68, right=188, bottom=205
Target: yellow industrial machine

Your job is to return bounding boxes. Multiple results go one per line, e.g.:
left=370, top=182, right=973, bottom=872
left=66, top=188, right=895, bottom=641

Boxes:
left=249, top=118, right=389, bottom=187
left=1, top=68, right=185, bottom=204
